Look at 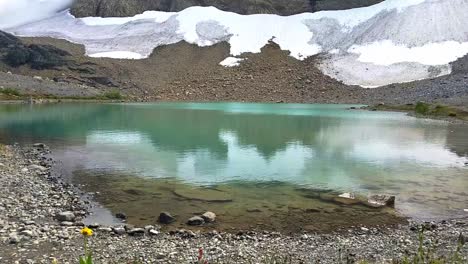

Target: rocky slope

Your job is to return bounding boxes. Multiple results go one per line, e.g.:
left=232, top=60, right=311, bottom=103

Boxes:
left=1, top=35, right=468, bottom=110
left=70, top=0, right=384, bottom=17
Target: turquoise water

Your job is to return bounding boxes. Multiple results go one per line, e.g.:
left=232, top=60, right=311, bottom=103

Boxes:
left=1, top=102, right=467, bottom=224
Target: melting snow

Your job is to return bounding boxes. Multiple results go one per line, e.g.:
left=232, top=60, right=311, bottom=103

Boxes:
left=88, top=51, right=144, bottom=60
left=2, top=0, right=468, bottom=87
left=220, top=57, right=245, bottom=67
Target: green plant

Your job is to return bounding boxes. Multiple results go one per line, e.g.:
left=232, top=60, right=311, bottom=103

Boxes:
left=103, top=90, right=123, bottom=100
left=395, top=228, right=466, bottom=264
left=415, top=102, right=430, bottom=115
left=79, top=227, right=94, bottom=264
left=0, top=88, right=21, bottom=96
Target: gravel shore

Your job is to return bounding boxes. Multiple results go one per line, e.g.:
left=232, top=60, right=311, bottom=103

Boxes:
left=1, top=144, right=467, bottom=263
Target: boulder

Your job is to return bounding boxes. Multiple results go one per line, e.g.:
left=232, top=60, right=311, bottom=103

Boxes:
left=112, top=226, right=126, bottom=235
left=367, top=195, right=396, bottom=208
left=158, top=212, right=176, bottom=224
left=201, top=212, right=216, bottom=223
left=56, top=211, right=75, bottom=222
left=187, top=216, right=205, bottom=226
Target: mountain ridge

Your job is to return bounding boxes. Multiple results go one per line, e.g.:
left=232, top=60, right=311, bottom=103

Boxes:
left=70, top=0, right=384, bottom=17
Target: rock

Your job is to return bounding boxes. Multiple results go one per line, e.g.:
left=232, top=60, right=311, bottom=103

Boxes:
left=333, top=193, right=360, bottom=205
left=20, top=230, right=34, bottom=237
left=88, top=223, right=100, bottom=229
left=367, top=195, right=396, bottom=208
left=201, top=212, right=216, bottom=223
left=71, top=0, right=384, bottom=17
left=173, top=188, right=233, bottom=203
left=27, top=164, right=48, bottom=172
left=33, top=143, right=47, bottom=149
left=115, top=212, right=127, bottom=220
left=148, top=229, right=160, bottom=236
left=97, top=227, right=113, bottom=232
left=56, top=211, right=75, bottom=222
left=127, top=228, right=145, bottom=236
left=187, top=216, right=205, bottom=226
left=158, top=212, right=176, bottom=224
left=9, top=234, right=20, bottom=244
left=113, top=226, right=126, bottom=235
left=60, top=221, right=74, bottom=226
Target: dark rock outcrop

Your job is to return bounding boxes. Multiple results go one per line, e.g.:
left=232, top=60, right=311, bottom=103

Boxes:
left=70, top=0, right=384, bottom=17
left=0, top=31, right=70, bottom=69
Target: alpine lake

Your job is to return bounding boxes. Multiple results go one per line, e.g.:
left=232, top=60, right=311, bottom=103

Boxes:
left=1, top=102, right=467, bottom=233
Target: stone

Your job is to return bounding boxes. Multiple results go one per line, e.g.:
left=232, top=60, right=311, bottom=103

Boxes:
left=115, top=212, right=127, bottom=220
left=113, top=226, right=126, bottom=235
left=367, top=195, right=396, bottom=208
left=173, top=188, right=233, bottom=203
left=158, top=212, right=176, bottom=224
left=187, top=216, right=205, bottom=226
left=9, top=234, right=20, bottom=244
left=148, top=229, right=160, bottom=236
left=97, top=227, right=113, bottom=232
left=127, top=228, right=145, bottom=236
left=56, top=211, right=75, bottom=222
left=33, top=143, right=47, bottom=149
left=20, top=230, right=34, bottom=237
left=88, top=223, right=100, bottom=229
left=28, top=164, right=47, bottom=172
left=60, top=221, right=74, bottom=226
left=201, top=212, right=216, bottom=223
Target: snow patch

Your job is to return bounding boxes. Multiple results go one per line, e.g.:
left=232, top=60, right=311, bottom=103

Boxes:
left=349, top=40, right=468, bottom=66
left=0, top=0, right=72, bottom=29
left=5, top=0, right=468, bottom=87
left=220, top=57, right=245, bottom=67
left=88, top=51, right=144, bottom=60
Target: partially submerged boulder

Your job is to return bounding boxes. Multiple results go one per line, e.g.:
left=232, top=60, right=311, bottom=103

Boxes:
left=366, top=195, right=396, bottom=208
left=187, top=216, right=205, bottom=226
left=158, top=212, right=176, bottom=224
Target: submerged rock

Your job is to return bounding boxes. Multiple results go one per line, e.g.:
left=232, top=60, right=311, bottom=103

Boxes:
left=202, top=211, right=216, bottom=223
left=115, top=212, right=127, bottom=220
left=187, top=216, right=205, bottom=226
left=367, top=195, right=396, bottom=208
left=158, top=212, right=176, bottom=224
left=173, top=188, right=233, bottom=203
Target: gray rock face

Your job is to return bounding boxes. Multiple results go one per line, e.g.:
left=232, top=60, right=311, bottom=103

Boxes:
left=187, top=216, right=205, bottom=226
left=70, top=0, right=384, bottom=17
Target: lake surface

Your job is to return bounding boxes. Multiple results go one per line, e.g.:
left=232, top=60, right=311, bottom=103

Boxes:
left=1, top=103, right=467, bottom=231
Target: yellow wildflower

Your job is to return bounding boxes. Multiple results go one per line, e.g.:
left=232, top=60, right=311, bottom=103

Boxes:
left=51, top=257, right=58, bottom=264
left=80, top=227, right=93, bottom=237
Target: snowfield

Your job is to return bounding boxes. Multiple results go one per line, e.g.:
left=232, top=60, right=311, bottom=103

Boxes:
left=2, top=0, right=468, bottom=87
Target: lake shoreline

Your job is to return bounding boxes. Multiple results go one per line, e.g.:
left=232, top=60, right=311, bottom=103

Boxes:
left=1, top=144, right=467, bottom=263
left=2, top=99, right=468, bottom=125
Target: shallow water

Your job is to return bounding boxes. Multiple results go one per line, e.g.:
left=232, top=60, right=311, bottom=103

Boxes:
left=1, top=103, right=467, bottom=231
